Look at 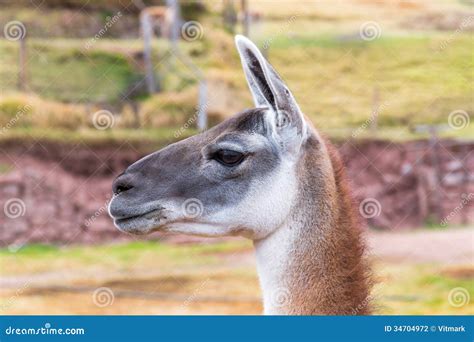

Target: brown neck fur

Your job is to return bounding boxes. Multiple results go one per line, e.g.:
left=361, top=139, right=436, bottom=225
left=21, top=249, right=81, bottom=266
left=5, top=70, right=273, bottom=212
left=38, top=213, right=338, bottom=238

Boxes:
left=282, top=136, right=372, bottom=315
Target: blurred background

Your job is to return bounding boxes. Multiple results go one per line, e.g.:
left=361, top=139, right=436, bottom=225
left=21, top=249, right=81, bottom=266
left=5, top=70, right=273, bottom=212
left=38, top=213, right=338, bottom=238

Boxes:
left=0, top=0, right=472, bottom=315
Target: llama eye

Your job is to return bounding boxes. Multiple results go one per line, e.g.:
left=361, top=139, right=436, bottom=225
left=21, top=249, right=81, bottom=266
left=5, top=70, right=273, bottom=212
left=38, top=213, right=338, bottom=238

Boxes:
left=214, top=150, right=245, bottom=166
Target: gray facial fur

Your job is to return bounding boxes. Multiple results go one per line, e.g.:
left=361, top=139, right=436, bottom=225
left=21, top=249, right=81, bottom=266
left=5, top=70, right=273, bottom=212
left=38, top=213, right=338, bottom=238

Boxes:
left=109, top=109, right=282, bottom=235
left=109, top=35, right=308, bottom=239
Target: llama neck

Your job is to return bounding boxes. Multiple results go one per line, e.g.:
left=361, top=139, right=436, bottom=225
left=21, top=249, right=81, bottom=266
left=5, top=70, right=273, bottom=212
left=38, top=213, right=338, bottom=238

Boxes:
left=254, top=139, right=371, bottom=315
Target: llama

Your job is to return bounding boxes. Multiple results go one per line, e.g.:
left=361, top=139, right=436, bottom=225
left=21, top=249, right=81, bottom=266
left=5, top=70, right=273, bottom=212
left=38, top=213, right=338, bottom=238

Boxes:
left=108, top=35, right=372, bottom=315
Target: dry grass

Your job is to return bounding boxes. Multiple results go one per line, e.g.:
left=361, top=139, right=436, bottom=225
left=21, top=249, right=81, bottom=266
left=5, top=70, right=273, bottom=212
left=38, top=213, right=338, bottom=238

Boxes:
left=0, top=93, right=85, bottom=130
left=0, top=0, right=472, bottom=141
left=0, top=234, right=472, bottom=315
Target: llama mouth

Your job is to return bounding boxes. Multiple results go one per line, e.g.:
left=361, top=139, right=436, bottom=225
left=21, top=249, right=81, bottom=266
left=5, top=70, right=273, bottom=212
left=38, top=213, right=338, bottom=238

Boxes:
left=113, top=208, right=165, bottom=234
left=115, top=208, right=162, bottom=222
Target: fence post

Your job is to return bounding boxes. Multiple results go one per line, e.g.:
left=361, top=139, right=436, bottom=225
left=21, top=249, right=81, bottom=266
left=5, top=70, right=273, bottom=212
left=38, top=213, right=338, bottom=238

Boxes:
left=140, top=11, right=157, bottom=94
left=241, top=0, right=249, bottom=37
left=197, top=80, right=207, bottom=131
left=370, top=86, right=379, bottom=133
left=428, top=126, right=442, bottom=222
left=223, top=0, right=237, bottom=33
left=166, top=0, right=181, bottom=48
left=18, top=35, right=27, bottom=91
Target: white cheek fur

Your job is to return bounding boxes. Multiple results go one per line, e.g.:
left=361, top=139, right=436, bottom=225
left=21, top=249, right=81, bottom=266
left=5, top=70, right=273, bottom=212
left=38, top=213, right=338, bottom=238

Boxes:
left=207, top=158, right=298, bottom=239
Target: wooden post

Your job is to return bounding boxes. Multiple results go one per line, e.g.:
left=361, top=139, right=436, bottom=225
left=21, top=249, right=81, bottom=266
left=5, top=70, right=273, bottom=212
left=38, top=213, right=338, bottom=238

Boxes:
left=18, top=35, right=27, bottom=91
left=166, top=0, right=181, bottom=49
left=428, top=126, right=442, bottom=222
left=141, top=11, right=157, bottom=94
left=370, top=87, right=379, bottom=133
left=223, top=0, right=237, bottom=33
left=461, top=144, right=469, bottom=225
left=130, top=101, right=141, bottom=129
left=197, top=80, right=207, bottom=131
left=241, top=0, right=249, bottom=37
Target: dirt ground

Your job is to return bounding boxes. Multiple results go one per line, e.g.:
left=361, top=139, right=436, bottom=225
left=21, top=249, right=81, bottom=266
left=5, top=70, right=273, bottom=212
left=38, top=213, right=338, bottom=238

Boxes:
left=0, top=227, right=472, bottom=315
left=367, top=227, right=473, bottom=264
left=1, top=139, right=473, bottom=245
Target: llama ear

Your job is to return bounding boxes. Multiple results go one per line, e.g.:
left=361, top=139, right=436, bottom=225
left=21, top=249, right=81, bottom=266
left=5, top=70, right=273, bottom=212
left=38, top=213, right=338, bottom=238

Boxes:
left=234, top=35, right=306, bottom=139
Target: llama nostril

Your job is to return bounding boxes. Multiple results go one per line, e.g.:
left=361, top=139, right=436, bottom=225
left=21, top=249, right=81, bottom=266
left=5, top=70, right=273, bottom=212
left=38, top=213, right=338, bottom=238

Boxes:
left=112, top=175, right=135, bottom=195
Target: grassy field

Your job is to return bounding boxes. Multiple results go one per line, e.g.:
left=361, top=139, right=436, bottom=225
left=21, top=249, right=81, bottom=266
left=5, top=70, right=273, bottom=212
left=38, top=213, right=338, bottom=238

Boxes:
left=0, top=40, right=140, bottom=103
left=1, top=0, right=472, bottom=142
left=1, top=231, right=472, bottom=315
left=0, top=0, right=472, bottom=318
left=0, top=34, right=472, bottom=143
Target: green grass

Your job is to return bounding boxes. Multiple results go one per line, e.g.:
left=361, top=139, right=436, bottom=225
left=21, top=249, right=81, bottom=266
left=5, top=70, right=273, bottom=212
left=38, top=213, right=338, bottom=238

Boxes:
left=0, top=162, right=13, bottom=174
left=0, top=11, right=472, bottom=141
left=249, top=34, right=473, bottom=132
left=375, top=262, right=473, bottom=315
left=0, top=40, right=139, bottom=103
left=195, top=28, right=473, bottom=138
left=1, top=240, right=472, bottom=314
left=0, top=240, right=252, bottom=276
left=0, top=127, right=196, bottom=148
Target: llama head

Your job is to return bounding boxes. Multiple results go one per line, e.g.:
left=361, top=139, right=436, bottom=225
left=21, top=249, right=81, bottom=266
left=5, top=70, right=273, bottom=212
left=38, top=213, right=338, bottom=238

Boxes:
left=109, top=35, right=315, bottom=239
